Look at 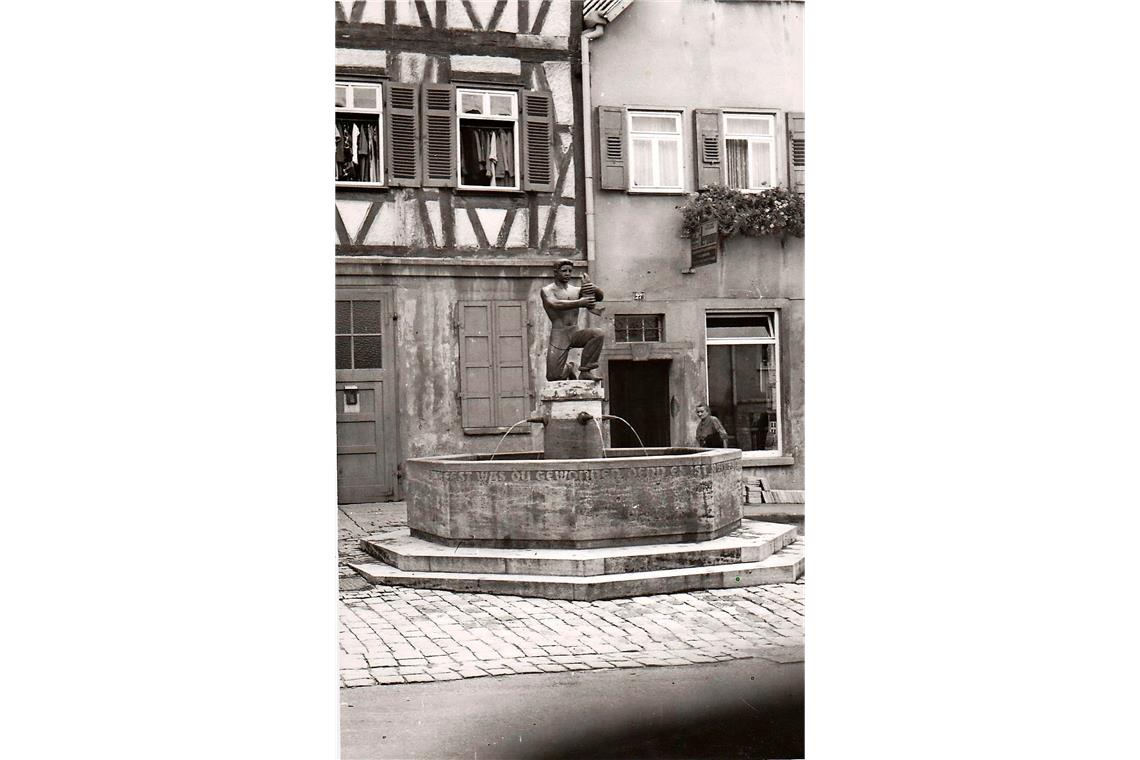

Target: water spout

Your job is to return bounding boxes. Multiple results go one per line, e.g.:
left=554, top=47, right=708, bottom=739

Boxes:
left=489, top=419, right=533, bottom=461
left=590, top=417, right=608, bottom=458
left=601, top=414, right=649, bottom=457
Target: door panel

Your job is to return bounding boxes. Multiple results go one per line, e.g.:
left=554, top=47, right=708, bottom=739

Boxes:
left=336, top=290, right=398, bottom=503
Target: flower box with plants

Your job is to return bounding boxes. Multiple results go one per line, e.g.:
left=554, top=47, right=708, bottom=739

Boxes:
left=677, top=185, right=805, bottom=243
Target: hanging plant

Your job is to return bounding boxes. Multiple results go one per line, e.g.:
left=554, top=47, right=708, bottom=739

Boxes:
left=677, top=185, right=805, bottom=241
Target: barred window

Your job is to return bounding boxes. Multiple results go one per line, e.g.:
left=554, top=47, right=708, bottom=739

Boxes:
left=615, top=314, right=664, bottom=343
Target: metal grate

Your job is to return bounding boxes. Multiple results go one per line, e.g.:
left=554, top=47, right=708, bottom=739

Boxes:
left=615, top=314, right=663, bottom=343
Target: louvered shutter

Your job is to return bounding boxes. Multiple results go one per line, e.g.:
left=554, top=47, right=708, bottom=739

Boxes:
left=459, top=302, right=494, bottom=429
left=787, top=112, right=805, bottom=194
left=422, top=84, right=456, bottom=188
left=492, top=302, right=530, bottom=427
left=693, top=109, right=723, bottom=189
left=521, top=91, right=555, bottom=192
left=385, top=83, right=421, bottom=186
left=597, top=106, right=626, bottom=190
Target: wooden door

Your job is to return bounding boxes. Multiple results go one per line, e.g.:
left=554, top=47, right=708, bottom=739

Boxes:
left=336, top=290, right=398, bottom=503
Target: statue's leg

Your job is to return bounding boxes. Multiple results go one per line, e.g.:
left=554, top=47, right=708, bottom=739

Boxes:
left=571, top=328, right=606, bottom=380
left=546, top=343, right=571, bottom=382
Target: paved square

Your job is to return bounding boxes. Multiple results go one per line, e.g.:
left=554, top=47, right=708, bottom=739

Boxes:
left=340, top=503, right=804, bottom=687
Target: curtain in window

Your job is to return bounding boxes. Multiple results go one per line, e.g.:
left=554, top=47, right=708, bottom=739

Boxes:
left=725, top=138, right=748, bottom=189
left=335, top=119, right=380, bottom=182
left=632, top=138, right=654, bottom=187
left=460, top=125, right=515, bottom=186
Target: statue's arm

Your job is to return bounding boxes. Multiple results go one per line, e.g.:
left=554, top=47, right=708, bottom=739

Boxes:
left=540, top=286, right=591, bottom=311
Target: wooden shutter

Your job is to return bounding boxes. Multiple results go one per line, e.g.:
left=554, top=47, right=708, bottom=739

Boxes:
left=422, top=84, right=456, bottom=187
left=693, top=109, right=722, bottom=189
left=492, top=302, right=530, bottom=427
left=787, top=112, right=805, bottom=194
left=521, top=91, right=555, bottom=192
left=597, top=106, right=626, bottom=190
left=458, top=302, right=495, bottom=429
left=385, top=83, right=421, bottom=186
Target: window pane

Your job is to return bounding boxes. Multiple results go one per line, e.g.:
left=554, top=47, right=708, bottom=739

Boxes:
left=630, top=114, right=678, bottom=134
left=725, top=116, right=770, bottom=136
left=631, top=139, right=654, bottom=187
left=489, top=94, right=513, bottom=116
left=726, top=139, right=748, bottom=189
left=336, top=336, right=352, bottom=369
left=353, top=335, right=383, bottom=368
left=335, top=86, right=347, bottom=108
left=707, top=313, right=773, bottom=340
left=748, top=141, right=772, bottom=188
left=658, top=139, right=680, bottom=187
left=460, top=92, right=483, bottom=114
left=351, top=86, right=377, bottom=109
left=352, top=301, right=384, bottom=334
left=336, top=301, right=351, bottom=334
left=459, top=123, right=517, bottom=187
left=707, top=344, right=778, bottom=452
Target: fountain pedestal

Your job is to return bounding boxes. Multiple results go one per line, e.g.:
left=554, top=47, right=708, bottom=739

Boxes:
left=540, top=380, right=605, bottom=460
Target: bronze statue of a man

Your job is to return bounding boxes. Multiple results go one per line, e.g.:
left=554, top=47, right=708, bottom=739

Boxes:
left=540, top=259, right=606, bottom=382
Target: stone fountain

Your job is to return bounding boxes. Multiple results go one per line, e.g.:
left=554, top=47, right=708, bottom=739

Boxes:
left=349, top=264, right=804, bottom=600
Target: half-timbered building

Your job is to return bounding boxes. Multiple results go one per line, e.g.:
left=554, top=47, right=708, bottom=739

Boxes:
left=335, top=0, right=583, bottom=502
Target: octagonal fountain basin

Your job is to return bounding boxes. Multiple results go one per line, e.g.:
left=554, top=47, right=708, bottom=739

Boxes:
left=404, top=447, right=742, bottom=549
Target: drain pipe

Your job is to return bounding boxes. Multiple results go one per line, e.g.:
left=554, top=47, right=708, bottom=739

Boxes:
left=581, top=12, right=608, bottom=266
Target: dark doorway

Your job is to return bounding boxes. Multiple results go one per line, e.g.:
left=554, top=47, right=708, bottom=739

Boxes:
left=607, top=360, right=672, bottom=448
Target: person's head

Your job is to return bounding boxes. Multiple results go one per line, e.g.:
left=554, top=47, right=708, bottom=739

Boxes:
left=553, top=258, right=574, bottom=284
left=695, top=403, right=710, bottom=419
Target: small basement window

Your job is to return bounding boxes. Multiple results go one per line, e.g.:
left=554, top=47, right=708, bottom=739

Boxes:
left=335, top=82, right=384, bottom=186
left=457, top=88, right=519, bottom=190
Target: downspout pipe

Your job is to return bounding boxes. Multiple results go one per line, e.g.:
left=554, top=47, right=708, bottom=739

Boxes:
left=581, top=12, right=608, bottom=266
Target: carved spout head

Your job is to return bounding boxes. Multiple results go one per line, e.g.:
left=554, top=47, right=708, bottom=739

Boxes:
left=576, top=411, right=594, bottom=425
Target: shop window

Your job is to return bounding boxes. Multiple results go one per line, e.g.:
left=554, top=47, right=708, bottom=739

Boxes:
left=336, top=299, right=384, bottom=369
left=335, top=82, right=384, bottom=186
left=723, top=113, right=776, bottom=191
left=615, top=314, right=664, bottom=342
left=627, top=110, right=683, bottom=191
left=457, top=88, right=519, bottom=190
left=705, top=312, right=781, bottom=453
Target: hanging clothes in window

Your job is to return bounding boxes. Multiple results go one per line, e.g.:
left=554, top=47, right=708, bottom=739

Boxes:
left=335, top=118, right=380, bottom=183
left=459, top=124, right=515, bottom=186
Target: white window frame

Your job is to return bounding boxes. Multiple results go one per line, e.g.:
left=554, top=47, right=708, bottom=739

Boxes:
left=704, top=310, right=782, bottom=456
left=627, top=109, right=685, bottom=193
left=455, top=87, right=521, bottom=192
left=335, top=81, right=385, bottom=188
left=722, top=112, right=778, bottom=192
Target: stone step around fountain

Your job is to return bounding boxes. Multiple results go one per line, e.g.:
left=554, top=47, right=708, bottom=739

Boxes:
left=359, top=522, right=798, bottom=577
left=348, top=538, right=803, bottom=601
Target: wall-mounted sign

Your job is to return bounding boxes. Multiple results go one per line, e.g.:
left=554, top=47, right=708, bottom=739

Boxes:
left=689, top=221, right=720, bottom=268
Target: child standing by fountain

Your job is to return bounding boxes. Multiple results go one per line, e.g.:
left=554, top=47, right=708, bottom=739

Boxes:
left=695, top=403, right=728, bottom=448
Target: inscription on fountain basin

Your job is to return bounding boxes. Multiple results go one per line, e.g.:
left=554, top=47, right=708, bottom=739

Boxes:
left=432, top=460, right=737, bottom=483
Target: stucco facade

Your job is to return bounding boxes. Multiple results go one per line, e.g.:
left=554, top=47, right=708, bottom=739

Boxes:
left=588, top=0, right=805, bottom=489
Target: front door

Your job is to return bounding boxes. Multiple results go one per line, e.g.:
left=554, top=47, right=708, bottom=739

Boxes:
left=607, top=360, right=672, bottom=448
left=336, top=289, right=398, bottom=503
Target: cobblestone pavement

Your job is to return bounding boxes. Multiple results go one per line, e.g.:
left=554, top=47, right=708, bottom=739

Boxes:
left=339, top=503, right=804, bottom=688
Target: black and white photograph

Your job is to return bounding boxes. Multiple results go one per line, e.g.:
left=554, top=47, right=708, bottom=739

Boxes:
left=8, top=1, right=1139, bottom=758
left=334, top=1, right=804, bottom=756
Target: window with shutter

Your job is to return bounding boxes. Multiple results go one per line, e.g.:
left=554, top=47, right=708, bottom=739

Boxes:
left=597, top=106, right=627, bottom=190
left=459, top=300, right=533, bottom=433
left=422, top=84, right=457, bottom=188
left=786, top=112, right=805, bottom=194
left=627, top=110, right=684, bottom=192
left=521, top=91, right=555, bottom=192
left=336, top=81, right=385, bottom=187
left=385, top=83, right=419, bottom=187
left=456, top=87, right=520, bottom=191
